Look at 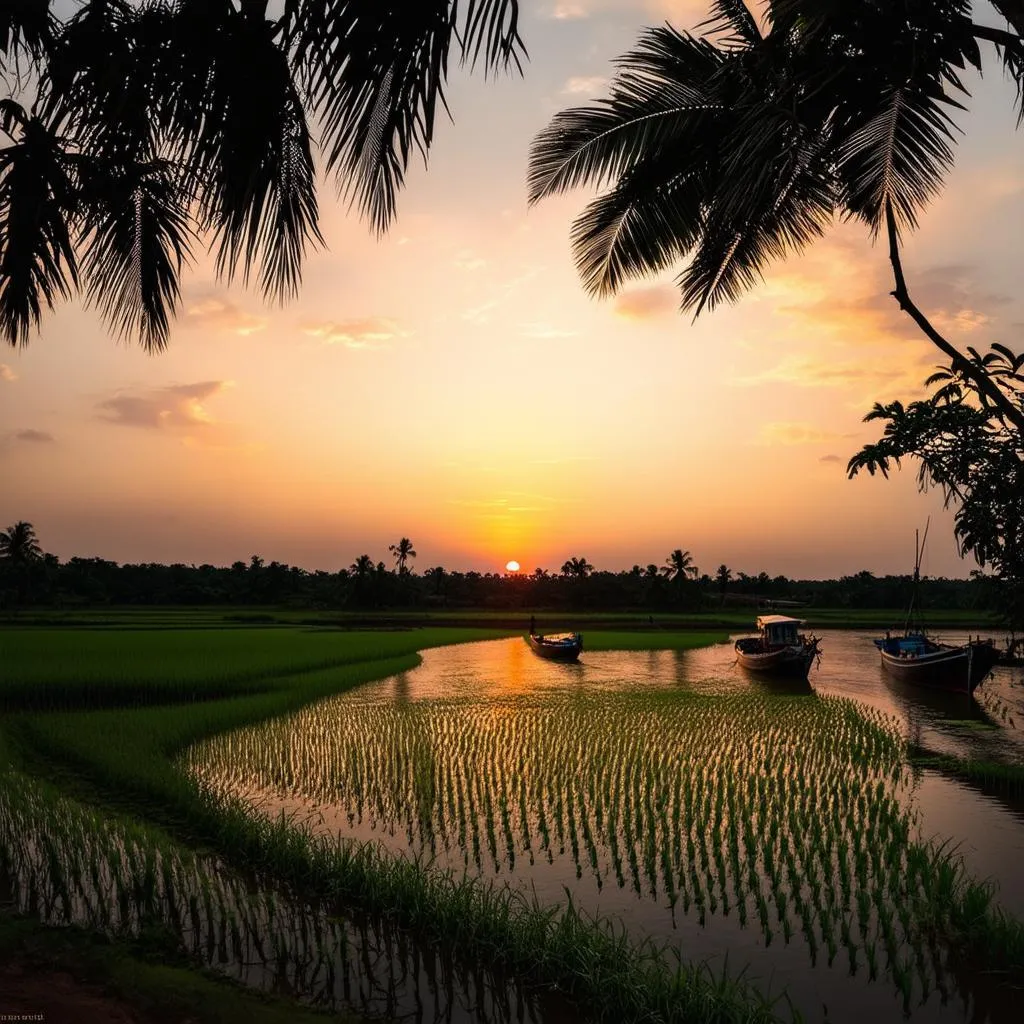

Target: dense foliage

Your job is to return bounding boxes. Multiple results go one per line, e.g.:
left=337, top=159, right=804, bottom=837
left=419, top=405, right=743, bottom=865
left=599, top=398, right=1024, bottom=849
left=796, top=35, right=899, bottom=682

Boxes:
left=850, top=345, right=1024, bottom=628
left=0, top=526, right=998, bottom=613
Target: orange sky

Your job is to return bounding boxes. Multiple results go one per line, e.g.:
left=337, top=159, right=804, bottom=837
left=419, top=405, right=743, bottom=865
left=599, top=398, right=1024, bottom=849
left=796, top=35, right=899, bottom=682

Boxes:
left=2, top=1, right=1023, bottom=579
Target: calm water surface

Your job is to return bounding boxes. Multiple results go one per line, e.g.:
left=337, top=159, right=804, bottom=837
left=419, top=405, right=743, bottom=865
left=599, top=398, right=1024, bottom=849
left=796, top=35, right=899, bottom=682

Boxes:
left=186, top=630, right=1024, bottom=1024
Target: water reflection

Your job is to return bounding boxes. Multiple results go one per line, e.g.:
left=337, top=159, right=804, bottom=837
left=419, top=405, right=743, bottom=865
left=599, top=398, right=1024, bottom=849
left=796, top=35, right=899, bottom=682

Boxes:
left=184, top=632, right=1024, bottom=1024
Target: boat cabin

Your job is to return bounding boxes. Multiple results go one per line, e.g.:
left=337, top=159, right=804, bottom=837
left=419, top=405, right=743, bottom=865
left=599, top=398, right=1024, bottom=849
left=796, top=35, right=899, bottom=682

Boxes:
left=756, top=615, right=804, bottom=648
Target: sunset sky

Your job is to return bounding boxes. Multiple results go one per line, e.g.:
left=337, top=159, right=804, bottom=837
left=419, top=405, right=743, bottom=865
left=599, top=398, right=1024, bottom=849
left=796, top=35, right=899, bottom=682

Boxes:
left=2, top=1, right=1023, bottom=579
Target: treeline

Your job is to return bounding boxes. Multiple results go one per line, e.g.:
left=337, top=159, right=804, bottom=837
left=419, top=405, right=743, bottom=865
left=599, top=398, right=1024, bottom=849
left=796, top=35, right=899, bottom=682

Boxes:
left=0, top=524, right=1004, bottom=615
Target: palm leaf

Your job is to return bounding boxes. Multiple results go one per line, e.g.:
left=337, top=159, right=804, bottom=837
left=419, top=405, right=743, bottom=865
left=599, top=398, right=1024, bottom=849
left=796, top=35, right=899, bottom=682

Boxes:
left=527, top=27, right=725, bottom=204
left=0, top=0, right=54, bottom=60
left=77, top=157, right=193, bottom=352
left=0, top=104, right=78, bottom=347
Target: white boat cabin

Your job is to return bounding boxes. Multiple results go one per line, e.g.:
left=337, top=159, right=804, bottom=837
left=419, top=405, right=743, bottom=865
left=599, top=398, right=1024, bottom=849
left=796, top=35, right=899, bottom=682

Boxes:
left=757, top=615, right=804, bottom=647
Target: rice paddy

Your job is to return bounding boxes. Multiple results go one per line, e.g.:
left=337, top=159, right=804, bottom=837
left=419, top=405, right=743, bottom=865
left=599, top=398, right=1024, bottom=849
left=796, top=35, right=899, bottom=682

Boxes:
left=3, top=626, right=1023, bottom=1023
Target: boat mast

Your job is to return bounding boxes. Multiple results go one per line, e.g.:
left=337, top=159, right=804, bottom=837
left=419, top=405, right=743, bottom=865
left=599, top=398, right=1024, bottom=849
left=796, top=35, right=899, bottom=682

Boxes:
left=904, top=518, right=930, bottom=635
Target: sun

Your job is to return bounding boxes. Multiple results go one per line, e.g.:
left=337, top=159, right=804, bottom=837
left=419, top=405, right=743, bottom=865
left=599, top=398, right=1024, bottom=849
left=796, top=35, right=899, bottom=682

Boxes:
left=505, top=560, right=520, bottom=573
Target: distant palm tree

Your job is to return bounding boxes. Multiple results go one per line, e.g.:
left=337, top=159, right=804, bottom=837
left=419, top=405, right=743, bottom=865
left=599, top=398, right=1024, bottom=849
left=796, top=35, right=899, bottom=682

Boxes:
left=0, top=521, right=41, bottom=564
left=663, top=549, right=698, bottom=581
left=644, top=564, right=659, bottom=579
left=249, top=554, right=264, bottom=571
left=389, top=537, right=416, bottom=574
left=425, top=565, right=446, bottom=595
left=560, top=556, right=593, bottom=579
left=716, top=564, right=732, bottom=604
left=0, top=1, right=524, bottom=349
left=527, top=0, right=1024, bottom=434
left=350, top=554, right=373, bottom=580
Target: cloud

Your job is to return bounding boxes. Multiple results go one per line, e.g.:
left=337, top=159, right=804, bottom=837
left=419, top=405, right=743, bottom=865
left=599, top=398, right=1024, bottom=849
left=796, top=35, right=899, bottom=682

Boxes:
left=454, top=250, right=487, bottom=271
left=303, top=317, right=404, bottom=349
left=520, top=322, right=579, bottom=339
left=819, top=454, right=843, bottom=464
left=97, top=381, right=230, bottom=435
left=183, top=295, right=267, bottom=336
left=563, top=76, right=607, bottom=95
left=758, top=422, right=856, bottom=446
left=13, top=429, right=55, bottom=443
left=613, top=285, right=678, bottom=320
left=543, top=3, right=589, bottom=18
left=0, top=364, right=16, bottom=382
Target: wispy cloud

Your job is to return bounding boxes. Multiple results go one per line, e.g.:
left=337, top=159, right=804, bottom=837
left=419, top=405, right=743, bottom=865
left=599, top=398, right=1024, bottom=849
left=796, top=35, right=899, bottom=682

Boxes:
left=0, top=364, right=16, bottom=382
left=543, top=3, right=589, bottom=19
left=303, top=317, right=404, bottom=349
left=820, top=454, right=843, bottom=464
left=613, top=285, right=678, bottom=320
left=520, top=322, right=579, bottom=339
left=183, top=295, right=268, bottom=336
left=13, top=429, right=55, bottom=443
left=758, top=422, right=856, bottom=446
left=454, top=249, right=487, bottom=271
left=97, top=381, right=231, bottom=438
left=562, top=75, right=607, bottom=95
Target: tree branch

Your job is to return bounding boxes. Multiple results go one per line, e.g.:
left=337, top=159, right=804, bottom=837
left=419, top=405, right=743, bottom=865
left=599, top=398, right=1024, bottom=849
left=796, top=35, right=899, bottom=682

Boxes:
left=990, top=0, right=1024, bottom=39
left=972, top=24, right=1024, bottom=49
left=885, top=201, right=1024, bottom=433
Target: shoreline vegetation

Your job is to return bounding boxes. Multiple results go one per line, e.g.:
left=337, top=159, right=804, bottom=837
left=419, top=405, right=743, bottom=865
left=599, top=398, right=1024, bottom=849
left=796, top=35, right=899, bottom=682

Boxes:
left=2, top=624, right=1023, bottom=1023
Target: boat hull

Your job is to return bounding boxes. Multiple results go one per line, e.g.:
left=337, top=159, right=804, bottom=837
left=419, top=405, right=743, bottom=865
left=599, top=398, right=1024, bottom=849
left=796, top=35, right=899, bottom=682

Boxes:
left=527, top=633, right=582, bottom=663
left=876, top=640, right=999, bottom=693
left=735, top=638, right=817, bottom=678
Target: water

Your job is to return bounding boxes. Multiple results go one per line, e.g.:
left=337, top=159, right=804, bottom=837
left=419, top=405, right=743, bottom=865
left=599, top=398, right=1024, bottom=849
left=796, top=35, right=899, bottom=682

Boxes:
left=185, top=631, right=1024, bottom=1024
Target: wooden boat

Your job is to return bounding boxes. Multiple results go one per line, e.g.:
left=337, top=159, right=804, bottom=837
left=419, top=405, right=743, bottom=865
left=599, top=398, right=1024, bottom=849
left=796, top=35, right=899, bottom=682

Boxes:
left=875, top=521, right=999, bottom=694
left=874, top=632, right=999, bottom=693
left=527, top=632, right=582, bottom=663
left=734, top=615, right=820, bottom=678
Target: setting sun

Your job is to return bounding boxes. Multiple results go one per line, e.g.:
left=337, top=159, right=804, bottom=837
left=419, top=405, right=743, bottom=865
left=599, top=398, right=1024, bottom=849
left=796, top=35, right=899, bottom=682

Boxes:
left=505, top=561, right=520, bottom=573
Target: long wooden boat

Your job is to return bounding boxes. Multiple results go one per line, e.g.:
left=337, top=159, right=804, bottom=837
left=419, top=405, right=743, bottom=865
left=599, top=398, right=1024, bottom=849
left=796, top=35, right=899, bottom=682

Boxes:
left=527, top=632, right=582, bottom=663
left=875, top=523, right=1000, bottom=694
left=734, top=615, right=820, bottom=678
left=874, top=633, right=999, bottom=694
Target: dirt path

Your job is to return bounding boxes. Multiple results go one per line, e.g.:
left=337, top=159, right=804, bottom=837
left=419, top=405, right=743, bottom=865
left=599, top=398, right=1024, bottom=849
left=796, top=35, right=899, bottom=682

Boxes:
left=0, top=961, right=175, bottom=1024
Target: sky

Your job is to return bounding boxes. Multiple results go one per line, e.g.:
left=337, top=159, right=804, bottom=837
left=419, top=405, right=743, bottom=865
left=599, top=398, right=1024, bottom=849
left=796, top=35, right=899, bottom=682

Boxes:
left=2, top=1, right=1023, bottom=580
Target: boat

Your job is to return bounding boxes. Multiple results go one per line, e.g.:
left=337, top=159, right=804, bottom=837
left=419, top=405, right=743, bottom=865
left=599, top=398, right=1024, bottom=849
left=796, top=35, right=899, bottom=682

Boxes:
left=734, top=615, right=820, bottom=677
left=527, top=632, right=582, bottom=662
left=874, top=632, right=999, bottom=693
left=874, top=521, right=999, bottom=694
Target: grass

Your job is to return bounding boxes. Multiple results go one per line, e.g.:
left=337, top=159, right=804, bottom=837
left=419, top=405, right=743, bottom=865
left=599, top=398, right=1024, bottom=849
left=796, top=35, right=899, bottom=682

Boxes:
left=0, top=912, right=356, bottom=1024
left=4, top=621, right=1024, bottom=1021
left=909, top=745, right=1024, bottom=799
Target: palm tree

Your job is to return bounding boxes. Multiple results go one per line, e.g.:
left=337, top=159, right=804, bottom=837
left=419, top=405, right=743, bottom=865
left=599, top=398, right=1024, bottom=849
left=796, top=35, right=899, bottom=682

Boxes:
left=349, top=554, right=373, bottom=579
left=389, top=537, right=416, bottom=574
left=528, top=0, right=1024, bottom=434
left=663, top=548, right=698, bottom=581
left=0, top=521, right=42, bottom=564
left=560, top=556, right=593, bottom=579
left=0, top=1, right=523, bottom=350
left=716, top=564, right=732, bottom=603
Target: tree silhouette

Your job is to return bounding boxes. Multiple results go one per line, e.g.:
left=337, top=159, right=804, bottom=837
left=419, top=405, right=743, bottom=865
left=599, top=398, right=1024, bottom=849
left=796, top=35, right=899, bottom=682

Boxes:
left=527, top=0, right=1024, bottom=434
left=0, top=520, right=43, bottom=604
left=389, top=537, right=417, bottom=575
left=716, top=564, right=732, bottom=602
left=560, top=556, right=593, bottom=579
left=0, top=1, right=524, bottom=349
left=0, top=521, right=42, bottom=564
left=662, top=548, right=698, bottom=581
left=350, top=554, right=373, bottom=579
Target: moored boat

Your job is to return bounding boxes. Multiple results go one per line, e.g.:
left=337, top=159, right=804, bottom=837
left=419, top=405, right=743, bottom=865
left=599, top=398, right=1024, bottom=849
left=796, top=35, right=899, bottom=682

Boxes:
left=735, top=615, right=820, bottom=678
left=874, top=632, right=999, bottom=693
left=527, top=632, right=583, bottom=663
left=875, top=522, right=999, bottom=694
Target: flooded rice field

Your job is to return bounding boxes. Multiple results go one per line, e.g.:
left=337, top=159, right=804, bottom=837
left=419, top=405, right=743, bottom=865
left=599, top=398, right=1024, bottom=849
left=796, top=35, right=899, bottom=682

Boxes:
left=182, top=631, right=1024, bottom=1024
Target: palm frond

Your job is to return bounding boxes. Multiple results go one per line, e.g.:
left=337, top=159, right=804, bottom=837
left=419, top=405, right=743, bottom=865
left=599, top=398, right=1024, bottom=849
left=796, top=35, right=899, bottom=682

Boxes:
left=0, top=106, right=78, bottom=347
left=680, top=111, right=836, bottom=314
left=78, top=157, right=193, bottom=353
left=569, top=162, right=706, bottom=296
left=527, top=27, right=724, bottom=204
left=458, top=0, right=524, bottom=71
left=698, top=0, right=762, bottom=48
left=836, top=85, right=958, bottom=234
left=0, top=0, right=54, bottom=61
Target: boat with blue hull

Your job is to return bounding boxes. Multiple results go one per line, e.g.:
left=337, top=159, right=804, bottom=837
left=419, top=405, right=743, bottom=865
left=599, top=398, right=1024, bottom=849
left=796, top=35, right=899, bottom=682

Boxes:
left=527, top=632, right=583, bottom=663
